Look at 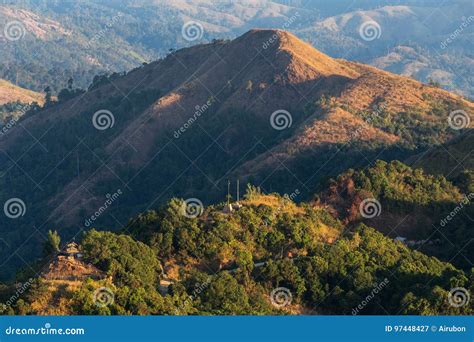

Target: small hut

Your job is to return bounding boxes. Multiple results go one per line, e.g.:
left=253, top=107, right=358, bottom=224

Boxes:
left=42, top=242, right=104, bottom=281
left=58, top=242, right=83, bottom=259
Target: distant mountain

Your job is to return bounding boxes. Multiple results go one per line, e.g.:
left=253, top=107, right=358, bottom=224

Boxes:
left=1, top=1, right=472, bottom=97
left=0, top=2, right=154, bottom=93
left=0, top=29, right=472, bottom=278
left=299, top=4, right=474, bottom=97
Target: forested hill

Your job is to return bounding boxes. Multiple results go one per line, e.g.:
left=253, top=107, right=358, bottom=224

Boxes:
left=1, top=187, right=473, bottom=316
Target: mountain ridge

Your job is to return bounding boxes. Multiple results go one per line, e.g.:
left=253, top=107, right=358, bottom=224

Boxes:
left=0, top=29, right=472, bottom=277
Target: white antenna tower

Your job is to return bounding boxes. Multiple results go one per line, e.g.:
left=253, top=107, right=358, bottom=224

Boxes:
left=237, top=179, right=240, bottom=202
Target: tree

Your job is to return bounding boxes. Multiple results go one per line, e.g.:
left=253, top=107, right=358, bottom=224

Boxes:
left=43, top=230, right=61, bottom=256
left=43, top=86, right=52, bottom=105
left=81, top=230, right=162, bottom=289
left=198, top=272, right=250, bottom=314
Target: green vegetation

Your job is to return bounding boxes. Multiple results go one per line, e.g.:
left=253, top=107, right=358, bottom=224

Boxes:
left=126, top=192, right=342, bottom=269
left=5, top=189, right=472, bottom=316
left=350, top=160, right=462, bottom=208
left=322, top=160, right=473, bottom=270
left=0, top=9, right=472, bottom=315
left=0, top=101, right=40, bottom=125
left=345, top=98, right=468, bottom=148
left=81, top=230, right=162, bottom=289
left=43, top=230, right=61, bottom=257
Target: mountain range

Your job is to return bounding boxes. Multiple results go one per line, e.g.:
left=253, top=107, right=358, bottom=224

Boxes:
left=0, top=28, right=472, bottom=281
left=1, top=0, right=473, bottom=97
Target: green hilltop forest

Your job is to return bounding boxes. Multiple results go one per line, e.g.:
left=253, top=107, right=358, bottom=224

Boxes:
left=1, top=163, right=473, bottom=316
left=319, top=160, right=473, bottom=269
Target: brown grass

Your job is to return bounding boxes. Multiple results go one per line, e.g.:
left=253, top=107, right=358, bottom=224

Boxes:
left=242, top=193, right=305, bottom=215
left=0, top=79, right=44, bottom=105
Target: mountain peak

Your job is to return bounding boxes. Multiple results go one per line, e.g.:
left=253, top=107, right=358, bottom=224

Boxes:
left=238, top=28, right=320, bottom=54
left=239, top=28, right=292, bottom=41
left=232, top=29, right=359, bottom=80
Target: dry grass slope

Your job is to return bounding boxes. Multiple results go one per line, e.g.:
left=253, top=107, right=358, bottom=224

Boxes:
left=0, top=79, right=43, bottom=105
